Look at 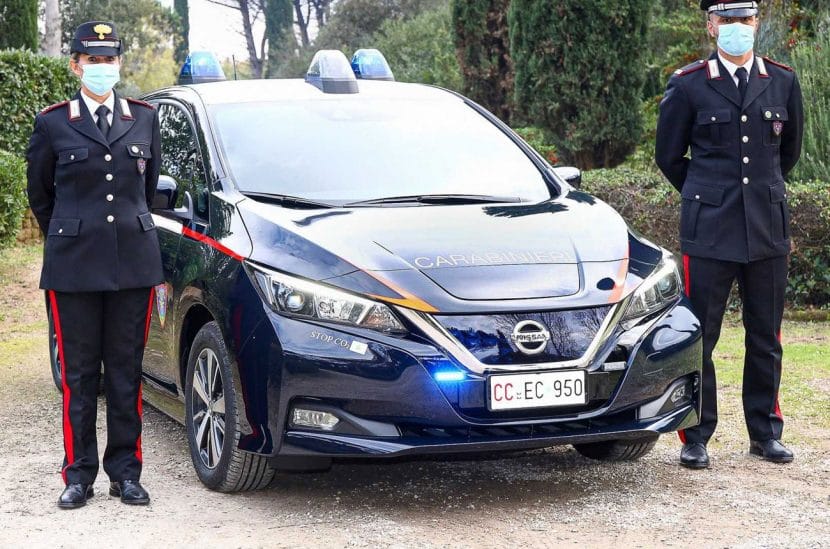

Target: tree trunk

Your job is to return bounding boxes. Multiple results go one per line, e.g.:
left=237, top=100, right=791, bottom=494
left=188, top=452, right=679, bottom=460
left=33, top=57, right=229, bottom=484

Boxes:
left=239, top=0, right=262, bottom=77
left=293, top=0, right=310, bottom=47
left=42, top=0, right=61, bottom=56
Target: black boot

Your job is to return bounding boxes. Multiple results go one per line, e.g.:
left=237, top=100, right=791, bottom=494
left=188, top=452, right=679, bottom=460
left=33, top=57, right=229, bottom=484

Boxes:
left=680, top=442, right=710, bottom=469
left=109, top=480, right=150, bottom=505
left=749, top=439, right=794, bottom=463
left=58, top=483, right=94, bottom=509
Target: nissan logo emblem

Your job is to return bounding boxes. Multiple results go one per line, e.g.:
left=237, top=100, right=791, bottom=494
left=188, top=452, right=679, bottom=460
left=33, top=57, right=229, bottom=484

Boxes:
left=510, top=320, right=550, bottom=355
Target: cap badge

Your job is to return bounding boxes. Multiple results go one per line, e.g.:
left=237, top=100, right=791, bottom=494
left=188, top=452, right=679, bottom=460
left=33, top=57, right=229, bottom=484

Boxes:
left=93, top=24, right=112, bottom=40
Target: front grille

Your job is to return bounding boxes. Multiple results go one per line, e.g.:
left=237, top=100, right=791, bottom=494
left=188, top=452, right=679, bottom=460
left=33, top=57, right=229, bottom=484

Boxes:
left=434, top=306, right=613, bottom=366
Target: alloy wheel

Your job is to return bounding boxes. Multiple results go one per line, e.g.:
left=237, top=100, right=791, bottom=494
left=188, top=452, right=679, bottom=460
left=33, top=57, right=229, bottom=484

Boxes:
left=191, top=348, right=226, bottom=469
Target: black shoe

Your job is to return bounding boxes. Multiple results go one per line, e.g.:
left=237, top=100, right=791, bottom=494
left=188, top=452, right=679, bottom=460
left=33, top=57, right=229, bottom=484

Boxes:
left=109, top=480, right=150, bottom=505
left=58, top=483, right=94, bottom=509
left=680, top=442, right=710, bottom=469
left=749, top=439, right=794, bottom=463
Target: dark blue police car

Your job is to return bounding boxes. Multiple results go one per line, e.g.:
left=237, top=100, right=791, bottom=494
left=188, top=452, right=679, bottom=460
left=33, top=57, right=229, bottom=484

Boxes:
left=49, top=50, right=702, bottom=491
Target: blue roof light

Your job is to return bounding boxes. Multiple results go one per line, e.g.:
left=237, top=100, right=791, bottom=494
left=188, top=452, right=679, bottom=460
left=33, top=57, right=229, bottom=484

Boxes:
left=178, top=51, right=226, bottom=85
left=351, top=49, right=394, bottom=81
left=306, top=50, right=359, bottom=94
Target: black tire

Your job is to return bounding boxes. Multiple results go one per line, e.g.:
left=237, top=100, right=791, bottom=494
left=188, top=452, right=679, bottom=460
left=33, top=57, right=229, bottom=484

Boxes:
left=184, top=321, right=276, bottom=491
left=47, top=307, right=63, bottom=393
left=573, top=437, right=658, bottom=461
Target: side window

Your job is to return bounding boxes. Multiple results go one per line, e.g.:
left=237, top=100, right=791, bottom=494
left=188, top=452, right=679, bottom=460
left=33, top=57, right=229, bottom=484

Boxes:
left=158, top=103, right=209, bottom=220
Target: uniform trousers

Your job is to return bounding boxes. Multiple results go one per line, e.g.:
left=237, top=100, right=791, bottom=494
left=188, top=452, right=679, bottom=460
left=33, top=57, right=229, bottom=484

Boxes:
left=49, top=287, right=154, bottom=485
left=679, top=254, right=787, bottom=444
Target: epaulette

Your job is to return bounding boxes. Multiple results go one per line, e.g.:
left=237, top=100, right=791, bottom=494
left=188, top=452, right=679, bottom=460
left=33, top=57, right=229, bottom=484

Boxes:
left=673, top=60, right=706, bottom=77
left=763, top=56, right=794, bottom=72
left=40, top=100, right=68, bottom=115
left=126, top=97, right=155, bottom=109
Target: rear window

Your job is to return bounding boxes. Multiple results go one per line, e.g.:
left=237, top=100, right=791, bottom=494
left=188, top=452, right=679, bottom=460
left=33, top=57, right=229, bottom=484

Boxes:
left=211, top=97, right=551, bottom=204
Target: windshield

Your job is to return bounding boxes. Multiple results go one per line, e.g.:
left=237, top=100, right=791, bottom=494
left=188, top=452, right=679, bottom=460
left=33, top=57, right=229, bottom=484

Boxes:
left=211, top=97, right=552, bottom=204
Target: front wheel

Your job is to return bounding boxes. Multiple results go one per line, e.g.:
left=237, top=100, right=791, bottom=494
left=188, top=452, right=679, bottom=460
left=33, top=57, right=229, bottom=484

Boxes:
left=184, top=321, right=276, bottom=491
left=573, top=437, right=658, bottom=461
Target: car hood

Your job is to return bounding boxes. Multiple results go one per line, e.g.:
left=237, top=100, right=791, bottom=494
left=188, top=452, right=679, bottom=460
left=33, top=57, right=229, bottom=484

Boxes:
left=239, top=190, right=653, bottom=312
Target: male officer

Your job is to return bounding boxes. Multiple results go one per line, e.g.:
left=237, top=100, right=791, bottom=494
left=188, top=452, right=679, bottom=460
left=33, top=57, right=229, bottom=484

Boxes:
left=26, top=21, right=163, bottom=507
left=656, top=1, right=803, bottom=469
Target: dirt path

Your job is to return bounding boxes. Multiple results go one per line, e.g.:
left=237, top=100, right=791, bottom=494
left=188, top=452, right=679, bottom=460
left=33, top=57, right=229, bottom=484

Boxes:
left=0, top=252, right=828, bottom=548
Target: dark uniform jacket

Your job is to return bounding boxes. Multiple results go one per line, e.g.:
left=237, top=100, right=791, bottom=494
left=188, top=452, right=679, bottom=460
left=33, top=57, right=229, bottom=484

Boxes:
left=27, top=91, right=164, bottom=292
left=655, top=53, right=803, bottom=263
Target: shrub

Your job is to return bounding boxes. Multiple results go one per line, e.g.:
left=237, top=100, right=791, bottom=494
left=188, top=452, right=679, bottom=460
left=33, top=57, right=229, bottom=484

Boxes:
left=0, top=0, right=38, bottom=51
left=373, top=4, right=462, bottom=90
left=0, top=151, right=28, bottom=248
left=581, top=167, right=830, bottom=308
left=452, top=0, right=513, bottom=123
left=509, top=0, right=651, bottom=169
left=0, top=49, right=77, bottom=156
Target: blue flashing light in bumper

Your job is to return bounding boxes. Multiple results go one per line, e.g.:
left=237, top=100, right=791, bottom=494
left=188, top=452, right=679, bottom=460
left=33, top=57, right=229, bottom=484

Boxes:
left=433, top=370, right=466, bottom=382
left=350, top=49, right=395, bottom=81
left=178, top=51, right=226, bottom=85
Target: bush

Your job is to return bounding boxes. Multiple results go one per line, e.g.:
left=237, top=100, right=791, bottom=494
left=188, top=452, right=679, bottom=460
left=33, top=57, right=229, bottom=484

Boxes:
left=373, top=4, right=462, bottom=90
left=0, top=151, right=28, bottom=247
left=581, top=167, right=830, bottom=308
left=0, top=0, right=38, bottom=51
left=509, top=0, right=651, bottom=169
left=0, top=49, right=77, bottom=156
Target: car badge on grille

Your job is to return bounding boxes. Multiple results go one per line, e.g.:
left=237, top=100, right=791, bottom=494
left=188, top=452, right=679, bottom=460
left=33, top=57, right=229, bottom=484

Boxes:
left=510, top=320, right=550, bottom=355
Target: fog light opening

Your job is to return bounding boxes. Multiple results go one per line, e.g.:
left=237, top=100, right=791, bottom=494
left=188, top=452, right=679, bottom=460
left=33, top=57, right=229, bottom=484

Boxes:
left=291, top=408, right=340, bottom=431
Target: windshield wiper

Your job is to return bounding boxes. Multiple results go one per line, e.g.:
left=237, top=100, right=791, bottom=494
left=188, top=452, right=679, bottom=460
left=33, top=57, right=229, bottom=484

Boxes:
left=242, top=192, right=335, bottom=209
left=345, top=194, right=521, bottom=206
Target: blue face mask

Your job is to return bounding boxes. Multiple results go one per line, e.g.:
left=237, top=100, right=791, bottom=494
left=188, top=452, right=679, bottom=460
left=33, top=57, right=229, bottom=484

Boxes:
left=717, top=23, right=755, bottom=56
left=80, top=63, right=120, bottom=95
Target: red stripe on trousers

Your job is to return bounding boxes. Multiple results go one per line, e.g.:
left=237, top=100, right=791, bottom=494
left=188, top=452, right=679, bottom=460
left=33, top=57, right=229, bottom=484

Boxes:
left=49, top=291, right=74, bottom=484
left=678, top=255, right=691, bottom=443
left=136, top=287, right=155, bottom=463
left=774, top=328, right=783, bottom=420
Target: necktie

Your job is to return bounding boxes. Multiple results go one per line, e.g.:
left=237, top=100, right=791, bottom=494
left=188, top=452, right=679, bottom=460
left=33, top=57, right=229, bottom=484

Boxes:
left=735, top=67, right=748, bottom=103
left=96, top=105, right=110, bottom=138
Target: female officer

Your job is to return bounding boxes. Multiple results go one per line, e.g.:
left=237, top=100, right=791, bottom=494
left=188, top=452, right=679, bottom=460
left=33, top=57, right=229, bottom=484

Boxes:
left=26, top=21, right=163, bottom=508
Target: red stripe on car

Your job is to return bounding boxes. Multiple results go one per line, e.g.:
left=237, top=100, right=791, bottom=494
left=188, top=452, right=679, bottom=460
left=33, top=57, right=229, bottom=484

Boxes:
left=182, top=226, right=244, bottom=261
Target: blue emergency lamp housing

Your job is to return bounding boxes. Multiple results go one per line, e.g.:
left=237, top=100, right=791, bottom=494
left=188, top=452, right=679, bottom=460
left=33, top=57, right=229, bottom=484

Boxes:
left=351, top=49, right=395, bottom=81
left=305, top=50, right=359, bottom=94
left=178, top=51, right=226, bottom=85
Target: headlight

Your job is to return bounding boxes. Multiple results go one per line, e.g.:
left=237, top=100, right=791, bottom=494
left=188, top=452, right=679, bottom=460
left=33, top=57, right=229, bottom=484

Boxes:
left=620, top=254, right=682, bottom=328
left=246, top=263, right=406, bottom=334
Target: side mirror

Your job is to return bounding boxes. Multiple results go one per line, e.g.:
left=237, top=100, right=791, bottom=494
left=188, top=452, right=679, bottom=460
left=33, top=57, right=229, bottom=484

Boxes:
left=152, top=175, right=178, bottom=210
left=552, top=166, right=582, bottom=189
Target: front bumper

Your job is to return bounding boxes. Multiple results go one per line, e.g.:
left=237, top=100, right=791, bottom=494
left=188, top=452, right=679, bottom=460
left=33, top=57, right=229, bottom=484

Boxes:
left=230, top=274, right=702, bottom=459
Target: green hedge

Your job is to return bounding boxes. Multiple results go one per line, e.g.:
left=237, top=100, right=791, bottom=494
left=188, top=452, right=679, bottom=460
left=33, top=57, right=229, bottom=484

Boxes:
left=0, top=49, right=78, bottom=156
left=0, top=151, right=27, bottom=247
left=581, top=167, right=830, bottom=308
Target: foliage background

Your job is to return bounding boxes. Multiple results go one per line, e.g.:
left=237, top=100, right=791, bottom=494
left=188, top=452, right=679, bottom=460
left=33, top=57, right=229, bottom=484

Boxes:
left=0, top=151, right=27, bottom=247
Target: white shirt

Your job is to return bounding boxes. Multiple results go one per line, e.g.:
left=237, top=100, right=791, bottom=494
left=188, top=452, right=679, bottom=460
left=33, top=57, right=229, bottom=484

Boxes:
left=718, top=53, right=754, bottom=88
left=79, top=90, right=115, bottom=125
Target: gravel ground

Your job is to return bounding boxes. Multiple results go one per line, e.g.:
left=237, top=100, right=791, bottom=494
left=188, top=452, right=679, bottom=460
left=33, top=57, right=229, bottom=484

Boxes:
left=1, top=256, right=828, bottom=548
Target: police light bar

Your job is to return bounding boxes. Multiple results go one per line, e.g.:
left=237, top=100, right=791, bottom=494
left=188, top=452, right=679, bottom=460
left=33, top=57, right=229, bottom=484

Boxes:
left=305, top=50, right=359, bottom=94
left=178, top=51, right=226, bottom=85
left=351, top=49, right=394, bottom=81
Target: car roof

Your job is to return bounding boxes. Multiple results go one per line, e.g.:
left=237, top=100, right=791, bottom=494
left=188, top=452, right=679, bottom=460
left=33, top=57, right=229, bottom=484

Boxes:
left=167, top=78, right=464, bottom=106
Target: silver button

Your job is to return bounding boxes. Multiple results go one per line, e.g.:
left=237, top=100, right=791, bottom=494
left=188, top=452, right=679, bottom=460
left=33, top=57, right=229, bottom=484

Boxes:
left=765, top=111, right=772, bottom=119
left=695, top=194, right=700, bottom=200
left=711, top=116, right=717, bottom=121
left=776, top=113, right=781, bottom=118
left=741, top=114, right=748, bottom=122
left=107, top=215, right=114, bottom=223
left=105, top=174, right=113, bottom=181
left=58, top=228, right=63, bottom=234
left=743, top=177, right=749, bottom=185
left=742, top=136, right=749, bottom=143
left=104, top=154, right=112, bottom=161
left=106, top=194, right=114, bottom=202
left=69, top=154, right=75, bottom=160
left=743, top=156, right=749, bottom=164
left=131, top=145, right=139, bottom=153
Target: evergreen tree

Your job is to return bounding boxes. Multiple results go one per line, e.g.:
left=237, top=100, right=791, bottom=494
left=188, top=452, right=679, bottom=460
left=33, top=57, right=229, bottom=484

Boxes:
left=0, top=0, right=38, bottom=51
left=265, top=0, right=295, bottom=77
left=174, top=0, right=190, bottom=65
left=509, top=0, right=651, bottom=169
left=452, top=0, right=513, bottom=123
